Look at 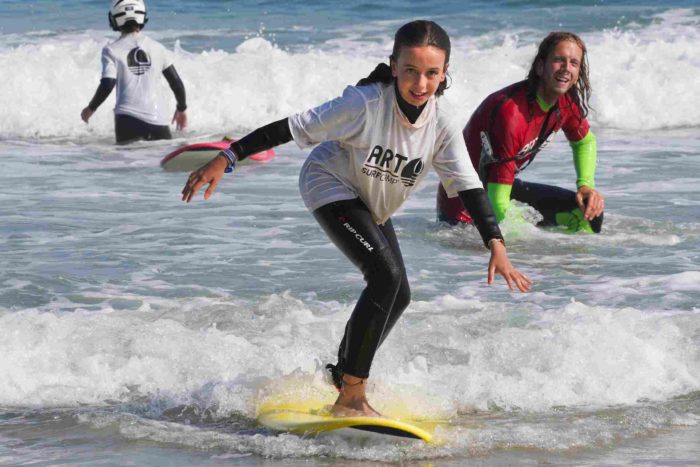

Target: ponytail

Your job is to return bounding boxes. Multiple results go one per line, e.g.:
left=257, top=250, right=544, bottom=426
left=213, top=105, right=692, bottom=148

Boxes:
left=356, top=63, right=393, bottom=87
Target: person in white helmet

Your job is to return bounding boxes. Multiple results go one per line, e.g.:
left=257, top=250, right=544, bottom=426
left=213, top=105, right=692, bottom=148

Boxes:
left=81, top=0, right=188, bottom=144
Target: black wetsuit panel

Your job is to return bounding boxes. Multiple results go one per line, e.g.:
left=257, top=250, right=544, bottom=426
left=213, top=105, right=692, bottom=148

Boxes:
left=229, top=118, right=292, bottom=161
left=114, top=114, right=171, bottom=144
left=458, top=188, right=504, bottom=246
left=88, top=78, right=116, bottom=112
left=313, top=198, right=410, bottom=379
left=394, top=83, right=426, bottom=124
left=162, top=65, right=187, bottom=111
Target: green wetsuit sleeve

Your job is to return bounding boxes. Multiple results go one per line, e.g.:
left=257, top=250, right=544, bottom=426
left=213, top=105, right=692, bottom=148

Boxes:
left=487, top=182, right=512, bottom=223
left=570, top=130, right=597, bottom=189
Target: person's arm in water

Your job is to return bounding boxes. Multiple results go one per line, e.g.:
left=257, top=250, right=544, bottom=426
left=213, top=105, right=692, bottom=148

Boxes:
left=163, top=65, right=188, bottom=131
left=82, top=46, right=118, bottom=124
left=481, top=97, right=523, bottom=223
left=570, top=131, right=604, bottom=220
left=486, top=131, right=604, bottom=224
left=486, top=182, right=512, bottom=223
left=181, top=118, right=292, bottom=202
left=80, top=78, right=116, bottom=123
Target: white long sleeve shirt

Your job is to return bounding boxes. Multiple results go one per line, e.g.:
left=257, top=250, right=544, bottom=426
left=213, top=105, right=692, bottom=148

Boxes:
left=291, top=82, right=481, bottom=224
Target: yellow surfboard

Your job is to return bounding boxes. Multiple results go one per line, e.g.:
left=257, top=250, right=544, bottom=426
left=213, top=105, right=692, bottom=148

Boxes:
left=256, top=375, right=439, bottom=443
left=258, top=406, right=433, bottom=442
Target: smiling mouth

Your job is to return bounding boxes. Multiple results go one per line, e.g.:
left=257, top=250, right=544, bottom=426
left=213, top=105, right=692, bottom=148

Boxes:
left=410, top=91, right=428, bottom=100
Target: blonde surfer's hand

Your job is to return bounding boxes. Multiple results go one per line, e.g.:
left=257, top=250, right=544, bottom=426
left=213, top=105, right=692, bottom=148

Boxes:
left=576, top=186, right=604, bottom=221
left=172, top=110, right=187, bottom=131
left=181, top=153, right=228, bottom=203
left=80, top=107, right=94, bottom=123
left=487, top=239, right=532, bottom=292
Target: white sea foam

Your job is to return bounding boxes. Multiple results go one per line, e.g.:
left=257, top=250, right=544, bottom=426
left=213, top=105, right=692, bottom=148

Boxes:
left=0, top=8, right=698, bottom=141
left=1, top=292, right=697, bottom=413
left=0, top=5, right=698, bottom=464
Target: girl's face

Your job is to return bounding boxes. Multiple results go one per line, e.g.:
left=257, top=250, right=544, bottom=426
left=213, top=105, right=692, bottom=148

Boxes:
left=391, top=45, right=447, bottom=106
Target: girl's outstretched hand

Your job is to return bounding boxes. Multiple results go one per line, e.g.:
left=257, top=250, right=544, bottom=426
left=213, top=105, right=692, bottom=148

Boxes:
left=487, top=240, right=532, bottom=292
left=181, top=153, right=228, bottom=203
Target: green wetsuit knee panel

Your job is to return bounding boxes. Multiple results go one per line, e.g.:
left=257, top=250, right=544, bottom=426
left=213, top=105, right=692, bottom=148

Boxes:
left=555, top=208, right=603, bottom=234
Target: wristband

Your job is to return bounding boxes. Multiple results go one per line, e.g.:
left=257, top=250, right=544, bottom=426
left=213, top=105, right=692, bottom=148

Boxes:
left=221, top=149, right=238, bottom=173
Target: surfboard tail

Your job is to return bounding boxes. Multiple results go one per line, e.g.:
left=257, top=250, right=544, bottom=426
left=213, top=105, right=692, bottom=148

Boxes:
left=160, top=139, right=275, bottom=171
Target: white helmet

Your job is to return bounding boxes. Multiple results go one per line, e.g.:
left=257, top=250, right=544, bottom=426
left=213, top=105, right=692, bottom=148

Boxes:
left=108, top=0, right=148, bottom=31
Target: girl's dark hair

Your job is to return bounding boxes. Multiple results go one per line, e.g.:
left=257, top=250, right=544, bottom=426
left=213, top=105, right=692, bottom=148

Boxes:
left=357, top=20, right=451, bottom=96
left=526, top=31, right=591, bottom=118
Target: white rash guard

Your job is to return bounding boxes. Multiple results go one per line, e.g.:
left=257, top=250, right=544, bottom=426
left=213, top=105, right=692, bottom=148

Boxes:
left=291, top=83, right=482, bottom=224
left=101, top=32, right=174, bottom=125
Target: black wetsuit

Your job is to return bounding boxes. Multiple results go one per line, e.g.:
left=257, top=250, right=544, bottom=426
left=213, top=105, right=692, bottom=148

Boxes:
left=114, top=114, right=172, bottom=144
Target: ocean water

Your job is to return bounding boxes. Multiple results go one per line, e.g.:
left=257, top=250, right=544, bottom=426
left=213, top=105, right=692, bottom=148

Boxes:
left=1, top=1, right=699, bottom=465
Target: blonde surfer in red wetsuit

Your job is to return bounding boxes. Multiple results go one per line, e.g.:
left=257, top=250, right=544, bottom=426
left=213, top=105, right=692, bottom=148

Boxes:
left=437, top=32, right=605, bottom=233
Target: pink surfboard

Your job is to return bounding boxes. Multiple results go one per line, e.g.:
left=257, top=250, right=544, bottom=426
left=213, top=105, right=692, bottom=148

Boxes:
left=161, top=139, right=275, bottom=171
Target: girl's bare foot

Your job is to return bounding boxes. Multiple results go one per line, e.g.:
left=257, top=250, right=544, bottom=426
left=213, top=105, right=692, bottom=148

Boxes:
left=331, top=401, right=382, bottom=417
left=331, top=374, right=382, bottom=417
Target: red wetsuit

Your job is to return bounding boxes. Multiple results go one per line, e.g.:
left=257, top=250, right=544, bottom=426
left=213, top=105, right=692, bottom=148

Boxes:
left=437, top=80, right=590, bottom=223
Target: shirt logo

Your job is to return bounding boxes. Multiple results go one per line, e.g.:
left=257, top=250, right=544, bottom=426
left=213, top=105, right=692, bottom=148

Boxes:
left=517, top=137, right=539, bottom=158
left=400, top=159, right=424, bottom=187
left=127, top=47, right=151, bottom=75
left=362, top=144, right=424, bottom=187
left=512, top=132, right=555, bottom=171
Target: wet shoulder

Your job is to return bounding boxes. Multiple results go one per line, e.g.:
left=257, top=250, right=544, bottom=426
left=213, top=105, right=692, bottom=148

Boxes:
left=104, top=36, right=122, bottom=53
left=435, top=95, right=467, bottom=134
left=345, top=82, right=385, bottom=107
left=495, top=82, right=531, bottom=120
left=137, top=34, right=167, bottom=53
